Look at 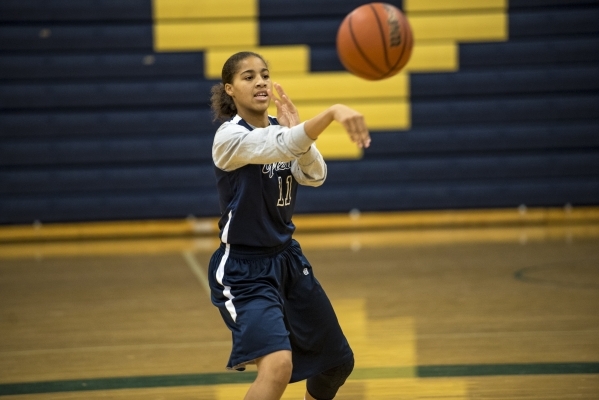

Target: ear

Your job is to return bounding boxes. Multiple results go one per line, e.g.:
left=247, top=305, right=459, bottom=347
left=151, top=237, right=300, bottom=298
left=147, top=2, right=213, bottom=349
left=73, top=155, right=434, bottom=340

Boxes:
left=224, top=83, right=234, bottom=97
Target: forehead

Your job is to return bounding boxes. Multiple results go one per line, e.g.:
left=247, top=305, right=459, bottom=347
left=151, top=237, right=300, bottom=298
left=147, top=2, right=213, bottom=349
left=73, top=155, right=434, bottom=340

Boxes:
left=236, top=56, right=268, bottom=74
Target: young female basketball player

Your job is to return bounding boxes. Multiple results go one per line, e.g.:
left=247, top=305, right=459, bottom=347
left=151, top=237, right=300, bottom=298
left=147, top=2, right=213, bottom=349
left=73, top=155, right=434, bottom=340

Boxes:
left=208, top=51, right=370, bottom=400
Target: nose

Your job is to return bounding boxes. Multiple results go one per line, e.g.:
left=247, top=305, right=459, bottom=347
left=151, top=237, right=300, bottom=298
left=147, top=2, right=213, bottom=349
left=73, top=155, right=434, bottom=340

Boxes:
left=256, top=76, right=267, bottom=87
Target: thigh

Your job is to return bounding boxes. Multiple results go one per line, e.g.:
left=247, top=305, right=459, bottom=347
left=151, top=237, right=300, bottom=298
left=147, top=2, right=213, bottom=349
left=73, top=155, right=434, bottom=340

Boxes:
left=209, top=246, right=292, bottom=371
left=228, top=294, right=292, bottom=370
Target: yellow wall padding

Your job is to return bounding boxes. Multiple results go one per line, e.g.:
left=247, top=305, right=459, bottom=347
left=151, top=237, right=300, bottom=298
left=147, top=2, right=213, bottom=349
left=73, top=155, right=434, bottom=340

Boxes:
left=405, top=41, right=458, bottom=72
left=295, top=101, right=410, bottom=131
left=154, top=20, right=257, bottom=51
left=311, top=127, right=363, bottom=159
left=153, top=0, right=256, bottom=19
left=205, top=46, right=310, bottom=79
left=404, top=0, right=506, bottom=13
left=271, top=72, right=408, bottom=102
left=409, top=12, right=507, bottom=41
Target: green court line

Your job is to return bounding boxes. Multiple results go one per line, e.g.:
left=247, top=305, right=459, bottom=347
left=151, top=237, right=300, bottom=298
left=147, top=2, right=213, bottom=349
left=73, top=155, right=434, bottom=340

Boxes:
left=0, top=372, right=257, bottom=396
left=417, top=362, right=599, bottom=377
left=1, top=363, right=598, bottom=396
left=351, top=366, right=416, bottom=379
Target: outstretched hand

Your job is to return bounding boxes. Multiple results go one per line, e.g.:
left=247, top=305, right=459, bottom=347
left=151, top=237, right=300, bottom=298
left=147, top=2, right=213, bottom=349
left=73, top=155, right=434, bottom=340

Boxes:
left=332, top=104, right=371, bottom=149
left=269, top=82, right=300, bottom=128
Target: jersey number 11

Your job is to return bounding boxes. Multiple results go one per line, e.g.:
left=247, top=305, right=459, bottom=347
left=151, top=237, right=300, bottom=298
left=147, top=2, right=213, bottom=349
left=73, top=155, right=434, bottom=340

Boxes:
left=277, top=176, right=292, bottom=207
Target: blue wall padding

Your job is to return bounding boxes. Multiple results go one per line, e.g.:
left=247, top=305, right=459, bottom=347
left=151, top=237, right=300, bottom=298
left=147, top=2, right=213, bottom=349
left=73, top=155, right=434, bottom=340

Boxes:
left=0, top=80, right=216, bottom=109
left=364, top=122, right=599, bottom=156
left=0, top=166, right=216, bottom=195
left=261, top=19, right=341, bottom=46
left=259, top=0, right=403, bottom=18
left=310, top=46, right=345, bottom=72
left=509, top=9, right=599, bottom=37
left=0, top=136, right=214, bottom=166
left=0, top=53, right=205, bottom=80
left=459, top=37, right=599, bottom=68
left=509, top=0, right=598, bottom=8
left=0, top=0, right=598, bottom=224
left=326, top=153, right=599, bottom=184
left=411, top=95, right=599, bottom=125
left=0, top=26, right=153, bottom=51
left=295, top=179, right=599, bottom=213
left=0, top=110, right=215, bottom=136
left=410, top=66, right=599, bottom=97
left=0, top=0, right=151, bottom=21
left=1, top=191, right=219, bottom=223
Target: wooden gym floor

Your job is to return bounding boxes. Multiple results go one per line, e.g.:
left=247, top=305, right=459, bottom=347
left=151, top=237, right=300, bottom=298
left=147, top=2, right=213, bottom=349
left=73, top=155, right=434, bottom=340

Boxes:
left=0, top=208, right=598, bottom=399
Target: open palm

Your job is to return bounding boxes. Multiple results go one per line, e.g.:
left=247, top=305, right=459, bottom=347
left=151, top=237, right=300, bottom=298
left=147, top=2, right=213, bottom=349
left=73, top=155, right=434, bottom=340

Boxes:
left=270, top=83, right=300, bottom=127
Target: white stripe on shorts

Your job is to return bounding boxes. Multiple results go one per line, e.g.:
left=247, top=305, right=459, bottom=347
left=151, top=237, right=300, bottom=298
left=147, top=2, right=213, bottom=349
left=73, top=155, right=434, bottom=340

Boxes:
left=216, top=211, right=237, bottom=322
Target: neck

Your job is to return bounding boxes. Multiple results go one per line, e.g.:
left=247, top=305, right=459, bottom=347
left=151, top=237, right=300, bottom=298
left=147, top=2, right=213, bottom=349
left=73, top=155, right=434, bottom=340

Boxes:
left=238, top=110, right=269, bottom=128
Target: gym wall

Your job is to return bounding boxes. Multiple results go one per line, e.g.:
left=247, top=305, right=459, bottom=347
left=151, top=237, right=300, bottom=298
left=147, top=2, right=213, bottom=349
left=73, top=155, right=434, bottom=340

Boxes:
left=1, top=0, right=598, bottom=224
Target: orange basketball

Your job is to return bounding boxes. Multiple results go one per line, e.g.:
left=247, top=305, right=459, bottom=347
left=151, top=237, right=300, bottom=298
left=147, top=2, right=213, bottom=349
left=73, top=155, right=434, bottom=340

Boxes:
left=336, top=3, right=413, bottom=80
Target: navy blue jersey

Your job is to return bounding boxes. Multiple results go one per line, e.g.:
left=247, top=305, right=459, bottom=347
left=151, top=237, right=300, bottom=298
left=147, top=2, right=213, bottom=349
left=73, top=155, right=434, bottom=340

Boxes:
left=212, top=115, right=326, bottom=247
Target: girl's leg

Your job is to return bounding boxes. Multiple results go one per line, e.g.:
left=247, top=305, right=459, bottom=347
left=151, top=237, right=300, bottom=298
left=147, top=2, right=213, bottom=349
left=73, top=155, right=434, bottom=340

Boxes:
left=304, top=357, right=355, bottom=400
left=244, top=350, right=293, bottom=400
left=305, top=391, right=316, bottom=400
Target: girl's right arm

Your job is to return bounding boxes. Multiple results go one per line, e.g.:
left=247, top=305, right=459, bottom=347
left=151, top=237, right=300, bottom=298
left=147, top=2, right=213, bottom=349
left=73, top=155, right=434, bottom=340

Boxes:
left=304, top=104, right=371, bottom=149
left=270, top=83, right=370, bottom=149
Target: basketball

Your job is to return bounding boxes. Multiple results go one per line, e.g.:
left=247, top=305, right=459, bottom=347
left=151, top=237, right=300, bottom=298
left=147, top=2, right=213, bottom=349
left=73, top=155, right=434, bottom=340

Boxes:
left=336, top=3, right=413, bottom=80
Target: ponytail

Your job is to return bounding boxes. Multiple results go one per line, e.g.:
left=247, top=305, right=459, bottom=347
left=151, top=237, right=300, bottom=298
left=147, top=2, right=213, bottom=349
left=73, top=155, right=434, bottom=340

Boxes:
left=210, top=83, right=237, bottom=122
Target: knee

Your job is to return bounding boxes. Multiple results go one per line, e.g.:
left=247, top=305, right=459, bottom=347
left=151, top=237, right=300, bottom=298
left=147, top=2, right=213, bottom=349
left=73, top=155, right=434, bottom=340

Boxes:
left=271, top=355, right=293, bottom=384
left=307, top=356, right=354, bottom=400
left=257, top=350, right=293, bottom=385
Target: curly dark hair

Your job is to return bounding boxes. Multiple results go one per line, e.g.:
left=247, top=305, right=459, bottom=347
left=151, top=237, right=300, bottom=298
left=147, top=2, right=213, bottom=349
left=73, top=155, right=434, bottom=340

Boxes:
left=210, top=51, right=268, bottom=122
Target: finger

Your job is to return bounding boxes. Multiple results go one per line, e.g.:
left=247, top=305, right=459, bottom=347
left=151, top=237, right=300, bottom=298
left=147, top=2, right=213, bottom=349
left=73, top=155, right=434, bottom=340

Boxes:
left=274, top=82, right=286, bottom=98
left=273, top=83, right=286, bottom=104
left=344, top=117, right=361, bottom=135
left=267, top=88, right=282, bottom=108
left=353, top=119, right=368, bottom=143
left=272, top=97, right=283, bottom=113
left=355, top=121, right=370, bottom=147
left=347, top=119, right=370, bottom=148
left=281, top=93, right=295, bottom=107
left=361, top=132, right=371, bottom=148
left=267, top=87, right=278, bottom=101
left=274, top=82, right=296, bottom=107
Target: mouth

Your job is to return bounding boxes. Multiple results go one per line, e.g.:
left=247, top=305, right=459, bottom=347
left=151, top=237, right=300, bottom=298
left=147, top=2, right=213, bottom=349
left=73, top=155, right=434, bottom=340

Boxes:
left=254, top=91, right=269, bottom=100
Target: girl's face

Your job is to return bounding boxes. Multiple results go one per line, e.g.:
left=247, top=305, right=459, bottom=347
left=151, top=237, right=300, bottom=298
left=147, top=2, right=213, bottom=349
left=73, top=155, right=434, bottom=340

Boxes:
left=225, top=56, right=271, bottom=120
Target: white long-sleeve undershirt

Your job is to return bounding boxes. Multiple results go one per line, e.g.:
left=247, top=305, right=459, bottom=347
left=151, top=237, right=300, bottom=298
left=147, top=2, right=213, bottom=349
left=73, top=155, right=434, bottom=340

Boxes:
left=212, top=118, right=327, bottom=187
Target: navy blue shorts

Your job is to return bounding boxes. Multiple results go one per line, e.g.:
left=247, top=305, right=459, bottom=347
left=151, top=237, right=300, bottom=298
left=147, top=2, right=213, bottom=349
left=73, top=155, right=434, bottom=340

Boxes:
left=208, top=239, right=353, bottom=383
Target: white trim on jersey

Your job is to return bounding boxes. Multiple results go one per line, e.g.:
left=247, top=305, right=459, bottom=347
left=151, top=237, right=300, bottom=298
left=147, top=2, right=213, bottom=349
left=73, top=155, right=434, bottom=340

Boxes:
left=216, top=211, right=237, bottom=322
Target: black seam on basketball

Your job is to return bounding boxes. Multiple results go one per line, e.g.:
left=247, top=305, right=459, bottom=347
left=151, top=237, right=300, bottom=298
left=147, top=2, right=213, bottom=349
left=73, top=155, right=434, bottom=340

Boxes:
left=344, top=61, right=384, bottom=80
left=370, top=4, right=392, bottom=71
left=348, top=14, right=385, bottom=77
left=381, top=14, right=411, bottom=78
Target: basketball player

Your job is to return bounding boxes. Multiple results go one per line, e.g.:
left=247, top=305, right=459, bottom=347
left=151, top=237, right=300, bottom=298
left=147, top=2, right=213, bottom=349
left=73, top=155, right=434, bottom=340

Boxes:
left=208, top=51, right=370, bottom=400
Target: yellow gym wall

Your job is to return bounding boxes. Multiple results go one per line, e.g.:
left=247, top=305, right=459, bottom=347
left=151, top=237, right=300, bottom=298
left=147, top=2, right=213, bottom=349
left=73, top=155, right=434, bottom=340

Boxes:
left=152, top=0, right=508, bottom=159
